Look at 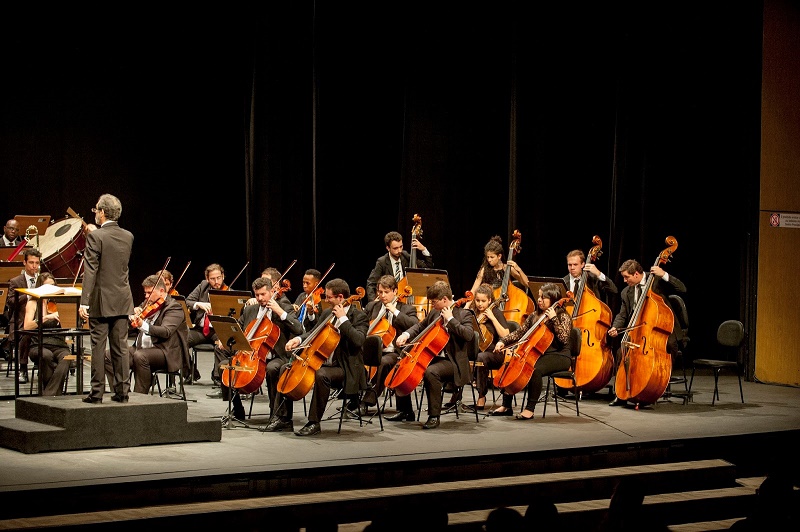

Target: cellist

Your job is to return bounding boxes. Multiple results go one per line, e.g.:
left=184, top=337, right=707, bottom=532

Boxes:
left=490, top=283, right=573, bottom=420
left=215, top=276, right=303, bottom=422
left=607, top=259, right=686, bottom=407
left=269, top=278, right=368, bottom=437
left=392, top=281, right=474, bottom=429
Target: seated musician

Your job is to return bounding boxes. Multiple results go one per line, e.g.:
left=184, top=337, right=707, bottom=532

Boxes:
left=292, top=268, right=322, bottom=332
left=266, top=278, right=368, bottom=436
left=470, top=283, right=511, bottom=411
left=562, top=248, right=618, bottom=306
left=4, top=247, right=43, bottom=384
left=391, top=281, right=474, bottom=429
left=365, top=231, right=433, bottom=302
left=361, top=275, right=419, bottom=413
left=104, top=274, right=188, bottom=399
left=215, top=275, right=303, bottom=421
left=185, top=263, right=226, bottom=387
left=490, top=283, right=573, bottom=420
left=22, top=273, right=72, bottom=396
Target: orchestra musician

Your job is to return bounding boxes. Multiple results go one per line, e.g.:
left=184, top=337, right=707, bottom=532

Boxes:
left=361, top=275, right=419, bottom=414
left=2, top=219, right=23, bottom=247
left=562, top=249, right=617, bottom=306
left=392, top=281, right=474, bottom=429
left=4, top=247, right=42, bottom=384
left=106, top=274, right=188, bottom=396
left=22, top=273, right=71, bottom=396
left=465, top=235, right=530, bottom=310
left=470, top=283, right=511, bottom=411
left=606, top=259, right=687, bottom=407
left=185, top=263, right=226, bottom=387
left=268, top=278, right=368, bottom=436
left=365, top=231, right=433, bottom=302
left=292, top=268, right=322, bottom=332
left=490, top=283, right=573, bottom=420
left=216, top=275, right=303, bottom=422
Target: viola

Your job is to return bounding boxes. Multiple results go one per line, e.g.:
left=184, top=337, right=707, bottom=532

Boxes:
left=614, top=237, right=677, bottom=406
left=494, top=230, right=535, bottom=326
left=493, top=295, right=571, bottom=395
left=277, top=287, right=365, bottom=400
left=555, top=236, right=614, bottom=394
left=385, top=291, right=472, bottom=397
left=46, top=300, right=58, bottom=314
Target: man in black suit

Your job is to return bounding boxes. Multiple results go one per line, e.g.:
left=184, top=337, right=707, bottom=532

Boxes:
left=79, top=194, right=135, bottom=404
left=3, top=248, right=42, bottom=383
left=185, top=263, right=226, bottom=387
left=2, top=219, right=24, bottom=247
left=562, top=248, right=618, bottom=305
left=365, top=230, right=433, bottom=302
left=606, top=259, right=687, bottom=407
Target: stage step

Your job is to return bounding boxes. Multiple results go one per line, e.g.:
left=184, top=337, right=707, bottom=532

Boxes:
left=0, top=459, right=742, bottom=530
left=0, top=393, right=221, bottom=453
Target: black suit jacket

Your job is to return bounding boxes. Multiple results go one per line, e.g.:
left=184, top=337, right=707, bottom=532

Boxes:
left=611, top=273, right=687, bottom=330
left=185, top=280, right=212, bottom=329
left=233, top=297, right=304, bottom=364
left=131, top=295, right=189, bottom=373
left=80, top=221, right=135, bottom=318
left=366, top=250, right=434, bottom=301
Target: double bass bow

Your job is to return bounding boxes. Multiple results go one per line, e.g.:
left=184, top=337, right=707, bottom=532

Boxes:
left=493, top=293, right=571, bottom=396
left=384, top=291, right=473, bottom=397
left=276, top=286, right=365, bottom=401
left=494, top=230, right=535, bottom=327
left=615, top=236, right=678, bottom=407
left=555, top=236, right=614, bottom=394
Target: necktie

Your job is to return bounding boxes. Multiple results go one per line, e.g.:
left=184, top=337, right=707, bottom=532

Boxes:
left=202, top=313, right=210, bottom=336
left=29, top=277, right=35, bottom=288
left=573, top=279, right=579, bottom=294
left=298, top=303, right=306, bottom=323
left=394, top=261, right=402, bottom=282
left=635, top=284, right=642, bottom=304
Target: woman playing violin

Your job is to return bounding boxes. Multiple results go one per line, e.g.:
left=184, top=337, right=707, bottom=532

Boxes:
left=269, top=278, right=368, bottom=437
left=490, top=283, right=573, bottom=420
left=465, top=236, right=530, bottom=310
left=22, top=273, right=72, bottom=396
left=392, top=281, right=475, bottom=429
left=117, top=274, right=189, bottom=396
left=216, top=275, right=304, bottom=422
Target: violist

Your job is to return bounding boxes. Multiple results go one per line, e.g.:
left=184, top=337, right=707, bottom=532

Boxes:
left=490, top=283, right=573, bottom=420
left=185, top=263, right=227, bottom=387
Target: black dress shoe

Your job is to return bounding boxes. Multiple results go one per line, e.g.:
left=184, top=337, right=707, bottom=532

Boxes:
left=263, top=418, right=294, bottom=432
left=422, top=416, right=440, bottom=429
left=82, top=396, right=102, bottom=404
left=488, top=408, right=512, bottom=416
left=233, top=409, right=247, bottom=421
left=609, top=397, right=628, bottom=407
left=385, top=411, right=415, bottom=422
left=295, top=422, right=321, bottom=436
left=110, top=394, right=129, bottom=403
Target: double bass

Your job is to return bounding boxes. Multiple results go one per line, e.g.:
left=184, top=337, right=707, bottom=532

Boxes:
left=493, top=295, right=571, bottom=396
left=398, top=214, right=426, bottom=321
left=555, top=236, right=614, bottom=394
left=276, top=287, right=365, bottom=401
left=222, top=280, right=292, bottom=395
left=615, top=236, right=678, bottom=407
left=384, top=291, right=473, bottom=397
left=494, top=230, right=535, bottom=327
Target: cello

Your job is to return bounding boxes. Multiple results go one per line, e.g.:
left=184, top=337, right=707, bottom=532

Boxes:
left=493, top=294, right=571, bottom=396
left=276, top=287, right=365, bottom=401
left=222, top=280, right=292, bottom=394
left=476, top=293, right=509, bottom=352
left=494, top=230, right=535, bottom=327
left=384, top=291, right=473, bottom=397
left=614, top=236, right=678, bottom=407
left=555, top=236, right=614, bottom=394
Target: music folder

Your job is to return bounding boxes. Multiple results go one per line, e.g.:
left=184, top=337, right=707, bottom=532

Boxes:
left=208, top=315, right=251, bottom=352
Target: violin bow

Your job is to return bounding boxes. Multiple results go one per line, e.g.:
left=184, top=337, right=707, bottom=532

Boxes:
left=142, top=257, right=171, bottom=310
left=228, top=261, right=250, bottom=289
left=170, top=261, right=191, bottom=294
left=298, top=262, right=335, bottom=308
left=272, top=259, right=298, bottom=291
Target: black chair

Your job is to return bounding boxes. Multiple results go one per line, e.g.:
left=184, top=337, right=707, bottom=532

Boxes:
left=663, top=294, right=691, bottom=403
left=689, top=320, right=746, bottom=405
left=190, top=342, right=215, bottom=384
left=542, top=326, right=582, bottom=417
left=151, top=368, right=187, bottom=401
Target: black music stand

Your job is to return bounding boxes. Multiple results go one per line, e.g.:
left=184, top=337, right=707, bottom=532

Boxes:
left=209, top=289, right=251, bottom=320
left=404, top=268, right=448, bottom=316
left=209, top=315, right=254, bottom=429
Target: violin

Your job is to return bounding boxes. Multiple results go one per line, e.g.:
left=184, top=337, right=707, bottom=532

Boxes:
left=295, top=263, right=334, bottom=317
left=130, top=296, right=165, bottom=328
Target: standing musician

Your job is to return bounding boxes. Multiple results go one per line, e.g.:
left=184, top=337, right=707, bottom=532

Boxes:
left=361, top=275, right=419, bottom=413
left=563, top=248, right=617, bottom=306
left=107, top=274, right=188, bottom=396
left=215, top=275, right=303, bottom=421
left=267, top=278, right=368, bottom=436
left=292, top=268, right=322, bottom=332
left=607, top=259, right=687, bottom=407
left=366, top=231, right=433, bottom=302
left=392, top=281, right=474, bottom=429
left=185, top=263, right=226, bottom=387
left=465, top=235, right=530, bottom=310
left=471, top=283, right=511, bottom=411
left=490, top=283, right=573, bottom=420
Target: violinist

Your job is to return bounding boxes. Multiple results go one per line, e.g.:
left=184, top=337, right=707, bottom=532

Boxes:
left=365, top=231, right=433, bottom=302
left=392, top=281, right=474, bottom=429
left=607, top=259, right=686, bottom=407
left=562, top=249, right=617, bottom=306
left=3, top=247, right=42, bottom=384
left=292, top=268, right=322, bottom=332
left=491, top=283, right=573, bottom=420
left=217, top=275, right=303, bottom=423
left=270, top=278, right=368, bottom=436
left=361, top=275, right=419, bottom=413
left=22, top=273, right=71, bottom=396
left=471, top=284, right=511, bottom=411
left=185, top=263, right=226, bottom=387
left=108, top=274, right=188, bottom=396
left=465, top=236, right=530, bottom=310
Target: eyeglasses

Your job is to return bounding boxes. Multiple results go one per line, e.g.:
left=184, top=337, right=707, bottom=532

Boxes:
left=91, top=207, right=102, bottom=213
left=5, top=226, right=18, bottom=231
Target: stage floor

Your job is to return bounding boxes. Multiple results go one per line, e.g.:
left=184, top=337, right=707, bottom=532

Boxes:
left=1, top=349, right=799, bottom=496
